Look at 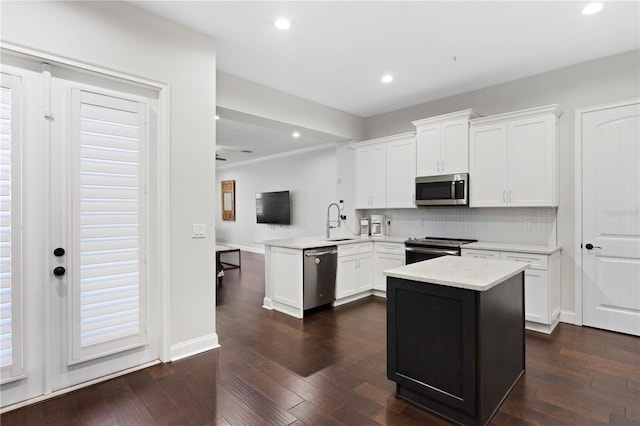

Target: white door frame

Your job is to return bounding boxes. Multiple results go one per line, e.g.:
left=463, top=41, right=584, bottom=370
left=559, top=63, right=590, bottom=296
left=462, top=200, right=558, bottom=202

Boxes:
left=574, top=98, right=640, bottom=327
left=1, top=42, right=172, bottom=365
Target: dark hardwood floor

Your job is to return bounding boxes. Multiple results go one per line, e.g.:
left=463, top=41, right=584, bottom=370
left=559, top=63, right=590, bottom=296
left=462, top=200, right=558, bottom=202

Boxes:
left=2, top=251, right=639, bottom=425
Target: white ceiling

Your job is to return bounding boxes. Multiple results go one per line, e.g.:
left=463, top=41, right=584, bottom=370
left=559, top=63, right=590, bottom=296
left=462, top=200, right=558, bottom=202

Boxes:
left=131, top=1, right=640, bottom=164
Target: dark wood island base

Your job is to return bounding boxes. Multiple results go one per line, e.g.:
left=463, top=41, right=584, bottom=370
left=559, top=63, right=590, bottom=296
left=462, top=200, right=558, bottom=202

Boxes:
left=386, top=272, right=525, bottom=426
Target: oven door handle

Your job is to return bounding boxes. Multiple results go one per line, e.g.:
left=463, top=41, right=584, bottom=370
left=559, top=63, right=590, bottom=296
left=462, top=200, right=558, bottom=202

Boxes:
left=405, top=246, right=460, bottom=256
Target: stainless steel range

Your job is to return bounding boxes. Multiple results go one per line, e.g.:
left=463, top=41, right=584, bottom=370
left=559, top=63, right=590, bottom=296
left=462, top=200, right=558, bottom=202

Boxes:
left=404, top=237, right=477, bottom=264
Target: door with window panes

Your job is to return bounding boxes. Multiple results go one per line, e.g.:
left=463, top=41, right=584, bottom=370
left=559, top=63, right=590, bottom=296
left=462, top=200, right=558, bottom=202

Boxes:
left=1, top=59, right=159, bottom=407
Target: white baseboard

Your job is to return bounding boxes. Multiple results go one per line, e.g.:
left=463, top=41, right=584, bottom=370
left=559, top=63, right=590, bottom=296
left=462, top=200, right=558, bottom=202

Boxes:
left=560, top=310, right=577, bottom=325
left=216, top=242, right=265, bottom=254
left=169, top=333, right=220, bottom=362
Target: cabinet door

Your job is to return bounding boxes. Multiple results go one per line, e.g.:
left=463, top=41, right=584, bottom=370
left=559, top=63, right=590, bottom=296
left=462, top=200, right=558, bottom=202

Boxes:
left=355, top=148, right=371, bottom=208
left=369, top=145, right=387, bottom=208
left=441, top=119, right=469, bottom=174
left=507, top=115, right=555, bottom=206
left=356, top=254, right=374, bottom=293
left=524, top=269, right=549, bottom=324
left=271, top=247, right=303, bottom=308
left=336, top=256, right=357, bottom=299
left=416, top=124, right=441, bottom=176
left=386, top=136, right=416, bottom=208
left=373, top=253, right=404, bottom=291
left=469, top=123, right=508, bottom=207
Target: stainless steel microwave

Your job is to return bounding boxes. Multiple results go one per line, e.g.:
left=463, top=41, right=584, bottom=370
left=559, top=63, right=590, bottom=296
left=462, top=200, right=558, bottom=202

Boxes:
left=415, top=173, right=469, bottom=206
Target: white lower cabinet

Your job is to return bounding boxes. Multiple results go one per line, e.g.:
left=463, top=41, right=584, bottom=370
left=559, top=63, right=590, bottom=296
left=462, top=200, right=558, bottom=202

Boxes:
left=461, top=248, right=561, bottom=333
left=267, top=246, right=304, bottom=318
left=335, top=242, right=373, bottom=306
left=373, top=242, right=405, bottom=292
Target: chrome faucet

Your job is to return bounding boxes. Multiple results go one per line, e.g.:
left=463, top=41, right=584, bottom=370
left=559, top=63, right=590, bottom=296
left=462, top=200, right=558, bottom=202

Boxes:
left=326, top=202, right=341, bottom=239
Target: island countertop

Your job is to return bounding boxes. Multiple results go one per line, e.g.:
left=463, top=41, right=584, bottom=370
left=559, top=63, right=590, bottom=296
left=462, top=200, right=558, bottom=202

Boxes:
left=384, top=255, right=528, bottom=291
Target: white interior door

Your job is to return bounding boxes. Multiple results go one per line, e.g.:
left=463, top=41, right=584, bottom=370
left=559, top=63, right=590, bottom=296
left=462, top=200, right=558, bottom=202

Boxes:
left=582, top=100, right=640, bottom=336
left=1, top=56, right=161, bottom=408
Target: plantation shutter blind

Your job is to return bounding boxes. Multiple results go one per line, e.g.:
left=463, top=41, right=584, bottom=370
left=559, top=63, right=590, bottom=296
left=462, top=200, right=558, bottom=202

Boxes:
left=0, top=73, right=23, bottom=381
left=70, top=89, right=147, bottom=363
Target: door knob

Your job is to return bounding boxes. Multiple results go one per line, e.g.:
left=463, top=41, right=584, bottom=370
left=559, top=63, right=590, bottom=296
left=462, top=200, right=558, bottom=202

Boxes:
left=53, top=247, right=65, bottom=257
left=53, top=266, right=66, bottom=276
left=585, top=243, right=601, bottom=250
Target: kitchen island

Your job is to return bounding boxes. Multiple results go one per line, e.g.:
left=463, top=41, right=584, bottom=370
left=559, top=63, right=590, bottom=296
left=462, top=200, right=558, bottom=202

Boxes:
left=384, top=256, right=528, bottom=426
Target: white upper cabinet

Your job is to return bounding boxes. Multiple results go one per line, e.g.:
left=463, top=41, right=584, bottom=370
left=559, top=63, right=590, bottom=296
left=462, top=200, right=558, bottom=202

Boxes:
left=355, top=143, right=386, bottom=208
left=469, top=105, right=560, bottom=207
left=413, top=109, right=478, bottom=177
left=386, top=134, right=416, bottom=208
left=354, top=132, right=416, bottom=209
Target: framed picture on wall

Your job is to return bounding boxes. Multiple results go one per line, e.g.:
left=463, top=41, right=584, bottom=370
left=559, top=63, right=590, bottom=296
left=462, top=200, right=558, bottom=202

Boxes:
left=221, top=179, right=235, bottom=221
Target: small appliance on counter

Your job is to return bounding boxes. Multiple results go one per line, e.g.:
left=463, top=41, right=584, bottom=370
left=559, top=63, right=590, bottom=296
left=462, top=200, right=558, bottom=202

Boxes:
left=360, top=218, right=370, bottom=236
left=370, top=214, right=385, bottom=237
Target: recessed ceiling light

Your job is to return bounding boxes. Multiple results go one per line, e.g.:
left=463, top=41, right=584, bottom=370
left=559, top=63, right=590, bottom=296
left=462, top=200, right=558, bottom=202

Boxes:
left=215, top=115, right=220, bottom=120
left=582, top=2, right=603, bottom=15
left=292, top=131, right=300, bottom=138
left=381, top=74, right=393, bottom=84
left=275, top=18, right=291, bottom=30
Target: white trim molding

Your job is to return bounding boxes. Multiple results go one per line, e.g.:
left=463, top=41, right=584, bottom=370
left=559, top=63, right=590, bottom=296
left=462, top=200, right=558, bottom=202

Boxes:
left=169, top=333, right=220, bottom=362
left=217, top=142, right=337, bottom=170
left=560, top=310, right=577, bottom=325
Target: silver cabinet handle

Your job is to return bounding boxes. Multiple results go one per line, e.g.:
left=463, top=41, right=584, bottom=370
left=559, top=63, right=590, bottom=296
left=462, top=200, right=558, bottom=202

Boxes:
left=509, top=190, right=512, bottom=202
left=503, top=190, right=506, bottom=202
left=441, top=160, right=445, bottom=171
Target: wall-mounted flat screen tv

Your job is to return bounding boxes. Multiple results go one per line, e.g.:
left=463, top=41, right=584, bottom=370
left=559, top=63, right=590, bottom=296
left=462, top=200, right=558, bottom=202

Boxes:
left=256, top=190, right=291, bottom=225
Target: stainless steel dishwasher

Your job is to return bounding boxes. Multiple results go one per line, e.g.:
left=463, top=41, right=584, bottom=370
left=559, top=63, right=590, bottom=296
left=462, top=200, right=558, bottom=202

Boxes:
left=303, top=246, right=338, bottom=310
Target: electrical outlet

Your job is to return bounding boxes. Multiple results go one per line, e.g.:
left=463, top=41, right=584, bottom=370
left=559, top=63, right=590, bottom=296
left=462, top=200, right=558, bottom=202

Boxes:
left=523, top=221, right=532, bottom=231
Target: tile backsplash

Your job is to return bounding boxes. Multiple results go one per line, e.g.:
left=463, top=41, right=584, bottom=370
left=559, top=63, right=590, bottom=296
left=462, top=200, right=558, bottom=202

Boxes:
left=364, top=207, right=557, bottom=246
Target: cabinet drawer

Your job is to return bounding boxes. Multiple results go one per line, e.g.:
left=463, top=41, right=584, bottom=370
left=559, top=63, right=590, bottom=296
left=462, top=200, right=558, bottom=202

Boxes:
left=374, top=242, right=405, bottom=255
left=339, top=242, right=372, bottom=256
left=501, top=252, right=547, bottom=270
left=461, top=249, right=501, bottom=260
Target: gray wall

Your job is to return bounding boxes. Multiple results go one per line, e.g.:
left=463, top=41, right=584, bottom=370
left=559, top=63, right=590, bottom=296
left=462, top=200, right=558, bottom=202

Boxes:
left=217, top=71, right=365, bottom=141
left=216, top=146, right=350, bottom=251
left=362, top=49, right=640, bottom=316
left=2, top=1, right=218, bottom=351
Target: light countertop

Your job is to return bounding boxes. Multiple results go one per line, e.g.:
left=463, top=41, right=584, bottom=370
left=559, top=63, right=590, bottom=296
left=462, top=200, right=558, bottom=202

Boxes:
left=462, top=242, right=561, bottom=255
left=384, top=255, right=528, bottom=291
left=263, top=235, right=406, bottom=250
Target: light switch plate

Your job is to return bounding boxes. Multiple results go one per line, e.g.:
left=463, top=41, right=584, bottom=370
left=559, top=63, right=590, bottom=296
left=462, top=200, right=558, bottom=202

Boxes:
left=193, top=224, right=206, bottom=238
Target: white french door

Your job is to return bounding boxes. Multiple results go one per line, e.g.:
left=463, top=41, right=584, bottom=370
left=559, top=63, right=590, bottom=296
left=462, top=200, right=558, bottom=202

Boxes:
left=581, top=100, right=640, bottom=336
left=1, top=56, right=161, bottom=408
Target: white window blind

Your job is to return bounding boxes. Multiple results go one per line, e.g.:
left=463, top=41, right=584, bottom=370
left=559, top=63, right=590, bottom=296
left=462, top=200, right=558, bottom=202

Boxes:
left=0, top=73, right=23, bottom=382
left=70, top=89, right=147, bottom=363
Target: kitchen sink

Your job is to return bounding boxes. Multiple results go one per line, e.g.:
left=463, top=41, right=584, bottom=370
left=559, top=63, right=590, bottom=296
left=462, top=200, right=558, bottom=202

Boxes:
left=326, top=238, right=355, bottom=242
